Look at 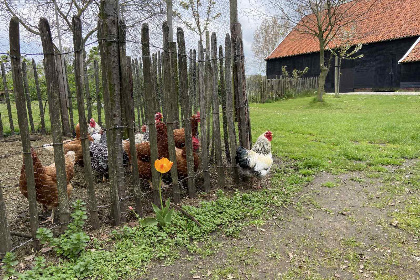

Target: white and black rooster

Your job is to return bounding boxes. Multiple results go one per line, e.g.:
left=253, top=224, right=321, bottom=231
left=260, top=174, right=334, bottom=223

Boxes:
left=236, top=131, right=273, bottom=188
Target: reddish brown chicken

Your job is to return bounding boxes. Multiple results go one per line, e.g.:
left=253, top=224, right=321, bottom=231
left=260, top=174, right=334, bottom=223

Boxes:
left=19, top=148, right=76, bottom=223
left=175, top=137, right=200, bottom=179
left=173, top=112, right=200, bottom=149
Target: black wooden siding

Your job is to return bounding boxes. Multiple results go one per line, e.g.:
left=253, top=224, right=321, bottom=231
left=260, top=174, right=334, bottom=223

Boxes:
left=266, top=36, right=420, bottom=91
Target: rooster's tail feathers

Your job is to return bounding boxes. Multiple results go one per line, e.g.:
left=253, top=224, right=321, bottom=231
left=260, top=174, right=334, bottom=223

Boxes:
left=236, top=146, right=250, bottom=168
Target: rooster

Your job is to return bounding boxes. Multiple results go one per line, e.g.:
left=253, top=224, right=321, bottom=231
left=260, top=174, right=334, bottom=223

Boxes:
left=173, top=112, right=200, bottom=149
left=236, top=131, right=273, bottom=189
left=87, top=118, right=102, bottom=136
left=19, top=148, right=76, bottom=223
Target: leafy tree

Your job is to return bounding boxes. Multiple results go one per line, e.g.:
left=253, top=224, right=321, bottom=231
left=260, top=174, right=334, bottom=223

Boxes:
left=252, top=17, right=290, bottom=73
left=175, top=0, right=222, bottom=42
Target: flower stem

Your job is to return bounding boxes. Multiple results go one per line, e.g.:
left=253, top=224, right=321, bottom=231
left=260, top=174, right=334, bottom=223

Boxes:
left=158, top=173, right=163, bottom=209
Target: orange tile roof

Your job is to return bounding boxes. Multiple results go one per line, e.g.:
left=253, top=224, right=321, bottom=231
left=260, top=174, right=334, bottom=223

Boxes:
left=266, top=0, right=420, bottom=61
left=400, top=38, right=420, bottom=63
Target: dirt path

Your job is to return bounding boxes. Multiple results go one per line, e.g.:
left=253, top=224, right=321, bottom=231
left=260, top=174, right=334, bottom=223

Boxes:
left=140, top=162, right=419, bottom=279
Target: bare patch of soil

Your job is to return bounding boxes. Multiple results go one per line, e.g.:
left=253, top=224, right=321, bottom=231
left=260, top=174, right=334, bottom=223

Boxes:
left=139, top=162, right=419, bottom=280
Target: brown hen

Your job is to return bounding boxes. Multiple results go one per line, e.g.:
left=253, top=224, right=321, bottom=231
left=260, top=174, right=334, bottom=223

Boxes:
left=19, top=148, right=76, bottom=223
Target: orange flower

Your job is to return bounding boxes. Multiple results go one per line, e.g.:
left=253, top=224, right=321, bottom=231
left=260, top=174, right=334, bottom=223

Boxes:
left=154, top=157, right=173, bottom=174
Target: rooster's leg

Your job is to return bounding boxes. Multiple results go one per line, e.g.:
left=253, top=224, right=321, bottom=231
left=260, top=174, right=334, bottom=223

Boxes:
left=253, top=178, right=262, bottom=189
left=40, top=209, right=54, bottom=224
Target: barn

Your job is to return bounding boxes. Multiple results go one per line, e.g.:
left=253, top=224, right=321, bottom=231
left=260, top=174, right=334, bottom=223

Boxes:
left=265, top=0, right=420, bottom=92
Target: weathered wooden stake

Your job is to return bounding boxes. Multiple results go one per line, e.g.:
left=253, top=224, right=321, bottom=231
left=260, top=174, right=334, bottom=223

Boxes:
left=94, top=60, right=102, bottom=125
left=65, top=60, right=75, bottom=136
left=211, top=33, right=224, bottom=189
left=21, top=61, right=35, bottom=133
left=39, top=17, right=71, bottom=229
left=124, top=57, right=142, bottom=214
left=83, top=52, right=92, bottom=120
left=177, top=27, right=195, bottom=198
left=0, top=185, right=12, bottom=258
left=73, top=16, right=100, bottom=229
left=163, top=22, right=180, bottom=201
left=219, top=45, right=231, bottom=162
left=192, top=49, right=197, bottom=111
left=1, top=63, right=15, bottom=135
left=198, top=41, right=210, bottom=192
left=0, top=113, right=3, bottom=139
left=225, top=34, right=239, bottom=182
left=54, top=54, right=72, bottom=137
left=141, top=23, right=161, bottom=206
left=10, top=17, right=39, bottom=246
left=98, top=0, right=124, bottom=225
left=32, top=59, right=46, bottom=134
left=170, top=42, right=180, bottom=128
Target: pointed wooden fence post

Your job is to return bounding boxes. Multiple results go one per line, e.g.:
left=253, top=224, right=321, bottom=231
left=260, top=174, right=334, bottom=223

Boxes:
left=0, top=184, right=12, bottom=258
left=1, top=63, right=15, bottom=135
left=94, top=60, right=102, bottom=125
left=98, top=0, right=123, bottom=225
left=73, top=16, right=100, bottom=229
left=177, top=27, right=195, bottom=198
left=211, top=33, right=224, bottom=189
left=124, top=57, right=142, bottom=214
left=54, top=54, right=72, bottom=137
left=170, top=42, right=180, bottom=128
left=163, top=22, right=180, bottom=202
left=225, top=34, right=239, bottom=182
left=32, top=59, right=46, bottom=134
left=0, top=113, right=3, bottom=139
left=141, top=23, right=160, bottom=206
left=198, top=41, right=210, bottom=193
left=157, top=51, right=163, bottom=113
left=83, top=52, right=92, bottom=120
left=21, top=61, right=35, bottom=133
left=135, top=59, right=145, bottom=127
left=65, top=60, right=76, bottom=136
left=39, top=17, right=71, bottom=229
left=192, top=49, right=198, bottom=112
left=9, top=17, right=39, bottom=246
left=219, top=45, right=231, bottom=163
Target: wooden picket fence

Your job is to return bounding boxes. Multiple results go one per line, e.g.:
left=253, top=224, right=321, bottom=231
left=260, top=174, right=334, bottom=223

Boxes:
left=0, top=5, right=251, bottom=256
left=247, top=76, right=319, bottom=103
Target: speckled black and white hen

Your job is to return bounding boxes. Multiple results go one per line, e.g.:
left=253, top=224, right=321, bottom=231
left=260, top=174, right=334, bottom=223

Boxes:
left=89, top=132, right=129, bottom=180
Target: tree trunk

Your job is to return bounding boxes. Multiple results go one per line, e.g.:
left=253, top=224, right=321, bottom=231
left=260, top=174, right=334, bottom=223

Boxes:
left=317, top=43, right=329, bottom=102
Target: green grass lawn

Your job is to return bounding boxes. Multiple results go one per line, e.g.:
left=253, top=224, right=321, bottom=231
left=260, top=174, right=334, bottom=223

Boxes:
left=250, top=95, right=420, bottom=173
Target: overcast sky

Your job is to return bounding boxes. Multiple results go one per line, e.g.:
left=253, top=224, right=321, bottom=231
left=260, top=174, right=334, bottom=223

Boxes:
left=0, top=0, right=275, bottom=75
